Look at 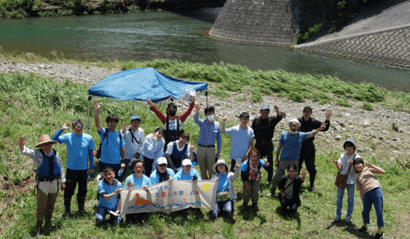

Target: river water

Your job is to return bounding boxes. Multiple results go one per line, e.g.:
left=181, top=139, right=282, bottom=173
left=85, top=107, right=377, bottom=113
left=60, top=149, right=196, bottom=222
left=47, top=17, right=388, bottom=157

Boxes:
left=0, top=9, right=409, bottom=91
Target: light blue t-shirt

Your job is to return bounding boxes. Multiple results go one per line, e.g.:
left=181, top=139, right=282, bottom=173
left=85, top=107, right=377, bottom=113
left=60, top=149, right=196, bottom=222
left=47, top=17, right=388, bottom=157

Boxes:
left=58, top=132, right=95, bottom=170
left=277, top=131, right=309, bottom=161
left=224, top=125, right=254, bottom=160
left=98, top=128, right=125, bottom=164
left=149, top=168, right=176, bottom=185
left=216, top=172, right=229, bottom=194
left=240, top=159, right=266, bottom=172
left=98, top=179, right=122, bottom=210
left=124, top=174, right=151, bottom=188
left=174, top=168, right=201, bottom=180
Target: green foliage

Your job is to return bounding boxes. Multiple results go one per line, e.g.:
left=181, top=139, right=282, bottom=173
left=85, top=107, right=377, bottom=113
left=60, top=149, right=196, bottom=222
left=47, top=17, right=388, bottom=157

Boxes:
left=361, top=101, right=373, bottom=111
left=298, top=23, right=322, bottom=44
left=336, top=99, right=351, bottom=107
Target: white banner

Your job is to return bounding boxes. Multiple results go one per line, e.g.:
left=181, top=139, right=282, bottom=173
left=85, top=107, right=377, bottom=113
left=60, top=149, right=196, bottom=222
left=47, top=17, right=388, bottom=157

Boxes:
left=120, top=180, right=217, bottom=214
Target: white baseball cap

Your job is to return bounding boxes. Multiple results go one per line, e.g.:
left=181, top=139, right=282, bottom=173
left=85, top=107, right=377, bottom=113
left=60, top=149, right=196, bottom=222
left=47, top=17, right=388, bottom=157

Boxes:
left=157, top=157, right=168, bottom=165
left=182, top=159, right=192, bottom=166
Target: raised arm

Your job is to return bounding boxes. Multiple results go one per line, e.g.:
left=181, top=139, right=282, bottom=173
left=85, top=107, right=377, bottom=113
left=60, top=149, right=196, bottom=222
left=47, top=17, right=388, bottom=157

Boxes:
left=179, top=96, right=196, bottom=122
left=52, top=122, right=70, bottom=143
left=333, top=157, right=343, bottom=172
left=94, top=100, right=102, bottom=132
left=221, top=116, right=227, bottom=134
left=147, top=99, right=167, bottom=124
left=194, top=104, right=202, bottom=126
left=367, top=162, right=385, bottom=175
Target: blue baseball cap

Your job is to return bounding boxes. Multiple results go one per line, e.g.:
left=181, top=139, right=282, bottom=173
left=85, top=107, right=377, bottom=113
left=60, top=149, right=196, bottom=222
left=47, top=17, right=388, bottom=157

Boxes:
left=130, top=115, right=141, bottom=122
left=261, top=105, right=270, bottom=110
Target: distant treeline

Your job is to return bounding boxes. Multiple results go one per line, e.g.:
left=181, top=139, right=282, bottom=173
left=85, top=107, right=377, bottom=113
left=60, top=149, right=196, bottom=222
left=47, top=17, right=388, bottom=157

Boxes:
left=0, top=0, right=226, bottom=18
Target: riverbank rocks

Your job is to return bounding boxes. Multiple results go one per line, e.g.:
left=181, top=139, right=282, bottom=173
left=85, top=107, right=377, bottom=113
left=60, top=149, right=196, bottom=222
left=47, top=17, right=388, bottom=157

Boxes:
left=1, top=59, right=410, bottom=165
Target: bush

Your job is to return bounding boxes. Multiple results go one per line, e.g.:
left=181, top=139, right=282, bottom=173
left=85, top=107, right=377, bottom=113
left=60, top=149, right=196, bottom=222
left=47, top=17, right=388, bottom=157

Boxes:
left=361, top=102, right=373, bottom=111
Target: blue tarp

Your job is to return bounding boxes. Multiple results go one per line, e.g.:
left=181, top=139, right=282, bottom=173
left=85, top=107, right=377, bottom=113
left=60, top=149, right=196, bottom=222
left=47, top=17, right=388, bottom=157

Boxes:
left=88, top=67, right=208, bottom=103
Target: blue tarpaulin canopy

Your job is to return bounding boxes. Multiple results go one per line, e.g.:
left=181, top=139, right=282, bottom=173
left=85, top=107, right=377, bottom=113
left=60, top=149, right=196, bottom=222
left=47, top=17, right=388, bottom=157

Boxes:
left=88, top=67, right=208, bottom=102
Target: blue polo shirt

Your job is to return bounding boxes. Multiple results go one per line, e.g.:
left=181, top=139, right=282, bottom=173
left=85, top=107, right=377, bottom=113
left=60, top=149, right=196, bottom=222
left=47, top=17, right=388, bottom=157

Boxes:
left=174, top=168, right=201, bottom=180
left=194, top=113, right=222, bottom=154
left=224, top=125, right=254, bottom=160
left=98, top=128, right=125, bottom=164
left=97, top=179, right=122, bottom=210
left=52, top=129, right=95, bottom=170
left=124, top=174, right=151, bottom=188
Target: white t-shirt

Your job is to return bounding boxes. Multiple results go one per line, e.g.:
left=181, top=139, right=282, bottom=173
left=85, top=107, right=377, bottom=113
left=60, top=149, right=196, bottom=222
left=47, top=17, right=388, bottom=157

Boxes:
left=164, top=118, right=183, bottom=131
left=165, top=140, right=190, bottom=156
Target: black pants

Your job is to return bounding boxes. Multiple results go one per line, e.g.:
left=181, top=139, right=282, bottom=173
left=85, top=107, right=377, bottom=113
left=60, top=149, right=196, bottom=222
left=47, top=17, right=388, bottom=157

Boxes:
left=143, top=156, right=154, bottom=177
left=298, top=142, right=317, bottom=187
left=280, top=198, right=299, bottom=214
left=64, top=169, right=88, bottom=201
left=255, top=140, right=274, bottom=183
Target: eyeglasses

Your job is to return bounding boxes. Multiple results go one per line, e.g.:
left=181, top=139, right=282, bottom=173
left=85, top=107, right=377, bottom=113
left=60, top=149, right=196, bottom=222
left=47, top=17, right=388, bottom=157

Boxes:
left=288, top=170, right=296, bottom=173
left=183, top=165, right=192, bottom=168
left=74, top=125, right=83, bottom=129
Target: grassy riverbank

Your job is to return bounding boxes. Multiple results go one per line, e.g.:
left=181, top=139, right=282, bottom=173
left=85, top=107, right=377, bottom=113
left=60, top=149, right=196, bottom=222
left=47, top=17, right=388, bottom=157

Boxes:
left=0, top=59, right=410, bottom=238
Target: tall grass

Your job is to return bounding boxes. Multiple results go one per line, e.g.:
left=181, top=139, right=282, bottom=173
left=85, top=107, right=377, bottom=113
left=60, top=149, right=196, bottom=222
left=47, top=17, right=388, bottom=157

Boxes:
left=0, top=71, right=410, bottom=238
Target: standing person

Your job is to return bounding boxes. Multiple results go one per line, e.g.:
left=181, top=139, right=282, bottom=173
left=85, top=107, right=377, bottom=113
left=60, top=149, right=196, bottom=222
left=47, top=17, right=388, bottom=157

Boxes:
left=94, top=100, right=125, bottom=180
left=332, top=139, right=359, bottom=224
left=141, top=127, right=165, bottom=176
left=222, top=112, right=254, bottom=172
left=146, top=96, right=195, bottom=151
left=251, top=104, right=283, bottom=184
left=175, top=159, right=201, bottom=180
left=121, top=115, right=145, bottom=180
left=353, top=158, right=385, bottom=239
left=278, top=164, right=307, bottom=215
left=194, top=104, right=222, bottom=179
left=149, top=157, right=176, bottom=185
left=96, top=166, right=123, bottom=225
left=124, top=159, right=151, bottom=223
left=18, top=136, right=66, bottom=235
left=240, top=148, right=269, bottom=211
left=210, top=159, right=240, bottom=219
left=271, top=119, right=327, bottom=196
left=165, top=132, right=194, bottom=173
left=298, top=106, right=332, bottom=191
left=52, top=120, right=95, bottom=216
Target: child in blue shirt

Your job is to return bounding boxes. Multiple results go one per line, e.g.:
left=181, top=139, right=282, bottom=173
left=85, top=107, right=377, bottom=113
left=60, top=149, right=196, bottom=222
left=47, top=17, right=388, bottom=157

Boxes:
left=96, top=166, right=123, bottom=225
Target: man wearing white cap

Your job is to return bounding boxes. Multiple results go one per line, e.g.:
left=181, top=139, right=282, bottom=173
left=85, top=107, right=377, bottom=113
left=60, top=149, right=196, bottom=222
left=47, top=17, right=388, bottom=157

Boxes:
left=18, top=135, right=66, bottom=235
left=271, top=119, right=327, bottom=196
left=175, top=159, right=201, bottom=180
left=121, top=115, right=145, bottom=181
left=149, top=157, right=176, bottom=185
left=252, top=104, right=284, bottom=184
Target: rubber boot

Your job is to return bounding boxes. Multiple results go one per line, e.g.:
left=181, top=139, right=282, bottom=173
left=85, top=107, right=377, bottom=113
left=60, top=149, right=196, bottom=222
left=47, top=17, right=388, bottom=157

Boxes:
left=78, top=197, right=88, bottom=215
left=36, top=220, right=43, bottom=236
left=308, top=171, right=316, bottom=192
left=62, top=199, right=70, bottom=217
left=44, top=214, right=52, bottom=228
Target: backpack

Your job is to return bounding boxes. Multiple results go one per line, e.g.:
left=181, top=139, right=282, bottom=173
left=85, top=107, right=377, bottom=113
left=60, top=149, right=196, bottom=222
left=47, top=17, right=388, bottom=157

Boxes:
left=95, top=128, right=122, bottom=159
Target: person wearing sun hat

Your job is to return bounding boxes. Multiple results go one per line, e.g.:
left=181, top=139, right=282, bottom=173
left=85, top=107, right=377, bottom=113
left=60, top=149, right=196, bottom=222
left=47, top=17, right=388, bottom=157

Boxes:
left=209, top=159, right=240, bottom=219
left=18, top=135, right=66, bottom=235
left=174, top=159, right=201, bottom=180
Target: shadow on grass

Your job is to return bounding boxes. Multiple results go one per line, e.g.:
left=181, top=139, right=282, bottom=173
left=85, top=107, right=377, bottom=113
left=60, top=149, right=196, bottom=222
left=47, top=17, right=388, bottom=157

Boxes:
left=236, top=207, right=267, bottom=225
left=274, top=207, right=302, bottom=230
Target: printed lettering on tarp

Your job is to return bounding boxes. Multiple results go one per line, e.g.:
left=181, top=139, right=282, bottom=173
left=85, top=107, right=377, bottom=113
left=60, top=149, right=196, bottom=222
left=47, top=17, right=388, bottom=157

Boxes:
left=120, top=180, right=217, bottom=214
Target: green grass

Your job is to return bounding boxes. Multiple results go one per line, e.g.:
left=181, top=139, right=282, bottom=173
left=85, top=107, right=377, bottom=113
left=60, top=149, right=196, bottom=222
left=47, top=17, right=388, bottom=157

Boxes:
left=1, top=70, right=410, bottom=238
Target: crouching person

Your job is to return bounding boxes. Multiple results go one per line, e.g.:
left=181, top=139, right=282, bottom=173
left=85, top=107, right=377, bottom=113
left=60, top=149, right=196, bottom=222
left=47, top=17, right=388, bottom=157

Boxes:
left=96, top=166, right=123, bottom=225
left=174, top=159, right=201, bottom=180
left=210, top=159, right=240, bottom=219
left=278, top=164, right=307, bottom=215
left=241, top=148, right=269, bottom=212
left=149, top=157, right=176, bottom=184
left=18, top=136, right=66, bottom=235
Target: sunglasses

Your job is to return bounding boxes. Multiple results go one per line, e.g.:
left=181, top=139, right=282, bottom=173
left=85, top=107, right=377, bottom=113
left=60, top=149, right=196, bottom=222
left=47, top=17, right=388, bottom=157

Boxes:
left=74, top=125, right=83, bottom=129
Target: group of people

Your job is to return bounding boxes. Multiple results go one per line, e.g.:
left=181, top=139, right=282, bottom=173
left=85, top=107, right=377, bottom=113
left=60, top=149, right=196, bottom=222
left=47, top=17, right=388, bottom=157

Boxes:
left=17, top=98, right=385, bottom=239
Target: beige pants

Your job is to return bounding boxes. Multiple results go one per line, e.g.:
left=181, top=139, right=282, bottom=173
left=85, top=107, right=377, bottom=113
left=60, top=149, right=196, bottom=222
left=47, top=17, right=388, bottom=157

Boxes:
left=271, top=159, right=299, bottom=194
left=37, top=181, right=59, bottom=221
left=197, top=145, right=216, bottom=179
left=242, top=176, right=261, bottom=204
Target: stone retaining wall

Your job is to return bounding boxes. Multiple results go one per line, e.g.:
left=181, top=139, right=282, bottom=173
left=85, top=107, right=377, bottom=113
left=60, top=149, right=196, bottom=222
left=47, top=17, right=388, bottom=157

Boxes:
left=294, top=25, right=410, bottom=69
left=209, top=0, right=299, bottom=45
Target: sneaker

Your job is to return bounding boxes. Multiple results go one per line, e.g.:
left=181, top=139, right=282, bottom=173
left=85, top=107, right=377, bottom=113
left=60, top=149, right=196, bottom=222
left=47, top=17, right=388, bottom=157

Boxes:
left=308, top=186, right=315, bottom=192
left=345, top=215, right=352, bottom=224
left=333, top=215, right=341, bottom=223
left=373, top=232, right=384, bottom=239
left=358, top=225, right=368, bottom=232
left=252, top=203, right=259, bottom=212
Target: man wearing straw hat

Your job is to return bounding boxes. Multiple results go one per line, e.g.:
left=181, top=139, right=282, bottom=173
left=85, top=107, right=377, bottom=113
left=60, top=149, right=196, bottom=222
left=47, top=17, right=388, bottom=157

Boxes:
left=18, top=135, right=66, bottom=235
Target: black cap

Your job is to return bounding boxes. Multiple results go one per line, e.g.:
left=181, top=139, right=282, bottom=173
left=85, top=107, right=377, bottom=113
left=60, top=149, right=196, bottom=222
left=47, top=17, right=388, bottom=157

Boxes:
left=303, top=106, right=312, bottom=113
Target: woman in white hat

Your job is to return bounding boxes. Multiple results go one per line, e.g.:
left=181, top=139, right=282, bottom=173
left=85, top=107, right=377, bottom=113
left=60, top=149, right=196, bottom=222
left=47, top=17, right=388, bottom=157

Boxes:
left=209, top=159, right=240, bottom=219
left=18, top=135, right=66, bottom=235
left=149, top=157, right=176, bottom=185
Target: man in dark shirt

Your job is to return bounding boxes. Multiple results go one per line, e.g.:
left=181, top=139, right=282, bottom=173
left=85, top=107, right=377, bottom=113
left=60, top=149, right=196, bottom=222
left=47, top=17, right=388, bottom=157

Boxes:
left=297, top=106, right=332, bottom=191
left=251, top=105, right=283, bottom=184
